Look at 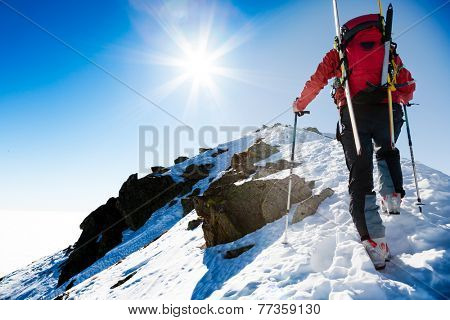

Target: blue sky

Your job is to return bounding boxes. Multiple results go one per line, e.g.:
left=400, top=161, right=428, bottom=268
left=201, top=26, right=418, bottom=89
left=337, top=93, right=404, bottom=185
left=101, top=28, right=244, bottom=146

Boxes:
left=0, top=0, right=449, bottom=217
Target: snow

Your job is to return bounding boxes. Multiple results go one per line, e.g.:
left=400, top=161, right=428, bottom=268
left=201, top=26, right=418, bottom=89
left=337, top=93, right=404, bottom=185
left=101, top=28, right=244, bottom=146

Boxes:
left=0, top=125, right=449, bottom=300
left=0, top=249, right=67, bottom=300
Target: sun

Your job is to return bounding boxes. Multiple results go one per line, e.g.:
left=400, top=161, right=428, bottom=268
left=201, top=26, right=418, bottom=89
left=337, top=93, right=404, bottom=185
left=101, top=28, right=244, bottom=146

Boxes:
left=139, top=2, right=259, bottom=109
left=182, top=48, right=214, bottom=85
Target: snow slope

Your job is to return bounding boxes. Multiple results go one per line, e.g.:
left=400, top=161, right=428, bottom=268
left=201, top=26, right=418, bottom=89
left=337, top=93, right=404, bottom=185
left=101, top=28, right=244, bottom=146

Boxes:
left=1, top=125, right=449, bottom=300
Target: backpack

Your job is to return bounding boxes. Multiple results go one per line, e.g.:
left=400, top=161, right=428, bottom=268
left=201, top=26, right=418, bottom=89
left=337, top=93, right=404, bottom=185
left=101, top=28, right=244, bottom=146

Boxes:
left=340, top=14, right=386, bottom=104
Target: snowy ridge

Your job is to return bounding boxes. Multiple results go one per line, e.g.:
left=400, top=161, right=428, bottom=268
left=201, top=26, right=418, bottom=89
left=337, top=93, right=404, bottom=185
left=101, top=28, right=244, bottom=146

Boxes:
left=0, top=125, right=449, bottom=300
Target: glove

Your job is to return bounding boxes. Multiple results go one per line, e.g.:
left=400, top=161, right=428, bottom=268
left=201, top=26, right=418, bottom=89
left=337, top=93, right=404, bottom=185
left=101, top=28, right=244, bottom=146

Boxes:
left=292, top=97, right=307, bottom=113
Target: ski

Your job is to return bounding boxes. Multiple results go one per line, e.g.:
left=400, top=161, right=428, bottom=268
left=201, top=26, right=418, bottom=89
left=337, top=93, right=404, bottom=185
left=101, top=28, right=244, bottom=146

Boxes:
left=379, top=2, right=396, bottom=149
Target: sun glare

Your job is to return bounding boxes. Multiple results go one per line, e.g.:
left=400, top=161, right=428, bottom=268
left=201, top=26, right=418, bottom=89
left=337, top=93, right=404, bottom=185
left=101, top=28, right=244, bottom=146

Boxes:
left=183, top=49, right=213, bottom=84
left=142, top=2, right=258, bottom=109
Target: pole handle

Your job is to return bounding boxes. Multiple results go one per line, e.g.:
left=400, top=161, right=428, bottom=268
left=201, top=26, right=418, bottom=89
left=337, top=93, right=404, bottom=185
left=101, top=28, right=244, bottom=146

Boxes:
left=295, top=111, right=310, bottom=117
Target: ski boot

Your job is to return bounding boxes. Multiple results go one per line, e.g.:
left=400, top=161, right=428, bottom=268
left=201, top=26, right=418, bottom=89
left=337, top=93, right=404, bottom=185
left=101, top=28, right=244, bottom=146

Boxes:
left=372, top=237, right=391, bottom=261
left=362, top=239, right=386, bottom=270
left=380, top=193, right=401, bottom=215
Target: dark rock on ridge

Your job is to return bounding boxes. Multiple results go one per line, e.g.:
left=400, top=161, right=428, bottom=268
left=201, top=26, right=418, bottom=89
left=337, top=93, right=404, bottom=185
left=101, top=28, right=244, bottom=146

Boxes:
left=174, top=156, right=189, bottom=164
left=58, top=197, right=126, bottom=286
left=58, top=163, right=213, bottom=286
left=224, top=244, right=255, bottom=259
left=187, top=218, right=203, bottom=230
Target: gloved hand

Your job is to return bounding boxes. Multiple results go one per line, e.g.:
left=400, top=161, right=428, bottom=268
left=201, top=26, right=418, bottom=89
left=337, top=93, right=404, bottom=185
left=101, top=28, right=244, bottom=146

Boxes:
left=292, top=98, right=309, bottom=117
left=292, top=97, right=308, bottom=113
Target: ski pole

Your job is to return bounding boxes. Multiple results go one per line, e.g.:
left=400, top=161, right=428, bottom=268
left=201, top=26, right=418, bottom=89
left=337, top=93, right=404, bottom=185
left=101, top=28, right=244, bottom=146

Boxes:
left=403, top=103, right=425, bottom=213
left=332, top=0, right=362, bottom=155
left=283, top=110, right=310, bottom=245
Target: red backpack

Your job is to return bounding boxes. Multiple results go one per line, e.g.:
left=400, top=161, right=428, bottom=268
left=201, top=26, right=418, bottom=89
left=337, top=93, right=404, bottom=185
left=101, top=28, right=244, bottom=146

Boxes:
left=341, top=14, right=386, bottom=103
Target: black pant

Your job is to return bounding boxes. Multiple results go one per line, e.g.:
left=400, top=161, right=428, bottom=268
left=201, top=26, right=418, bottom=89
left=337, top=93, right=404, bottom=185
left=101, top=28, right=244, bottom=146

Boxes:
left=339, top=103, right=404, bottom=240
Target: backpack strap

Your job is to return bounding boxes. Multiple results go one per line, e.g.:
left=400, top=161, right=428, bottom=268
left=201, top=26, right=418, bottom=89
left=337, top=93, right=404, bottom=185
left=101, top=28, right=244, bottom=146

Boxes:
left=341, top=20, right=383, bottom=44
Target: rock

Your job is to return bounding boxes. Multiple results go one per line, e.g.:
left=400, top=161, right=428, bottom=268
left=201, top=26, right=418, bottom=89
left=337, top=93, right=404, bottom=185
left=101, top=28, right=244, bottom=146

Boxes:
left=58, top=197, right=126, bottom=286
left=211, top=148, right=228, bottom=157
left=117, top=167, right=214, bottom=230
left=194, top=174, right=313, bottom=247
left=187, top=218, right=203, bottom=230
left=151, top=166, right=169, bottom=174
left=174, top=156, right=189, bottom=164
left=182, top=163, right=213, bottom=181
left=65, top=279, right=76, bottom=291
left=224, top=244, right=254, bottom=259
left=110, top=272, right=137, bottom=289
left=116, top=174, right=181, bottom=230
left=304, top=127, right=322, bottom=135
left=230, top=140, right=279, bottom=175
left=292, top=188, right=335, bottom=224
left=192, top=140, right=312, bottom=247
left=59, top=166, right=213, bottom=285
left=199, top=147, right=212, bottom=153
left=180, top=186, right=203, bottom=216
left=254, top=159, right=301, bottom=179
left=181, top=198, right=195, bottom=216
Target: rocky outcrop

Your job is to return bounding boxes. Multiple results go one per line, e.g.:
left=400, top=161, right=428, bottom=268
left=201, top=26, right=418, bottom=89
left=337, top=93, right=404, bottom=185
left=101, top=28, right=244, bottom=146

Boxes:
left=187, top=218, right=203, bottom=230
left=193, top=138, right=332, bottom=248
left=224, top=244, right=254, bottom=259
left=58, top=197, right=126, bottom=285
left=174, top=156, right=189, bottom=164
left=117, top=164, right=212, bottom=231
left=304, top=127, right=322, bottom=135
left=58, top=163, right=214, bottom=286
left=253, top=159, right=301, bottom=179
left=211, top=148, right=228, bottom=157
left=110, top=272, right=137, bottom=290
left=292, top=188, right=334, bottom=224
left=116, top=174, right=182, bottom=230
left=199, top=147, right=212, bottom=153
left=194, top=174, right=314, bottom=247
left=230, top=139, right=279, bottom=175
left=182, top=163, right=213, bottom=181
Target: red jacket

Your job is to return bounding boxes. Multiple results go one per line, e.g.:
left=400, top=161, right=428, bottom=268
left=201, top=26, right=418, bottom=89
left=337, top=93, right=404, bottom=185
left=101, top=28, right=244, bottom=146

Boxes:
left=294, top=49, right=415, bottom=111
